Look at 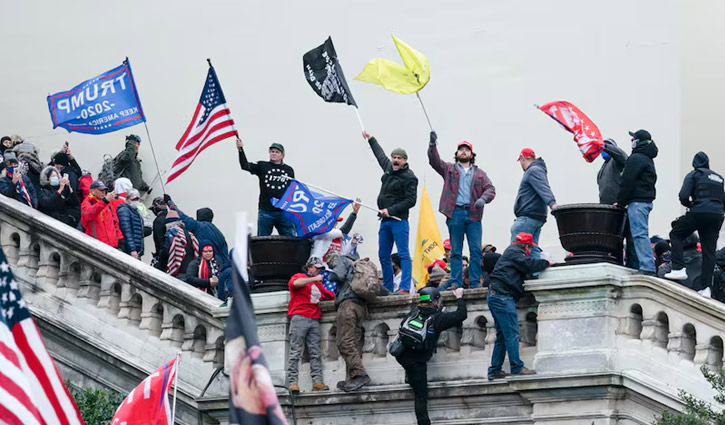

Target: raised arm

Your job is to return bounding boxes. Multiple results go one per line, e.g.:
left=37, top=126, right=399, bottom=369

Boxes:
left=236, top=138, right=259, bottom=175
left=363, top=132, right=391, bottom=172
left=427, top=131, right=447, bottom=176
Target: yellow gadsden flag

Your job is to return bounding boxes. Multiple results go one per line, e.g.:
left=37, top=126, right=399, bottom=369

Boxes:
left=355, top=35, right=430, bottom=94
left=412, top=186, right=445, bottom=289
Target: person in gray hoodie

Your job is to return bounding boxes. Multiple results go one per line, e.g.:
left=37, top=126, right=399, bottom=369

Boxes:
left=511, top=148, right=558, bottom=259
left=597, top=139, right=628, bottom=204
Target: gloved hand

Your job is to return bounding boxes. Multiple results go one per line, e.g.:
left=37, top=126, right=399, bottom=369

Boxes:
left=163, top=193, right=172, bottom=204
left=430, top=131, right=437, bottom=145
left=474, top=198, right=486, bottom=210
left=604, top=138, right=616, bottom=147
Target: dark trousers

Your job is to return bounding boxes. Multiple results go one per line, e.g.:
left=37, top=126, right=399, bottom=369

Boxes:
left=396, top=356, right=430, bottom=425
left=670, top=212, right=724, bottom=290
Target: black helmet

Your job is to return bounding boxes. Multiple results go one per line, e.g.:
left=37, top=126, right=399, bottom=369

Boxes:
left=419, top=287, right=440, bottom=303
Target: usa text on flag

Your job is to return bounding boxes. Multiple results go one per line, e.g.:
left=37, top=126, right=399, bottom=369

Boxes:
left=166, top=63, right=238, bottom=184
left=0, top=248, right=85, bottom=425
left=110, top=356, right=178, bottom=425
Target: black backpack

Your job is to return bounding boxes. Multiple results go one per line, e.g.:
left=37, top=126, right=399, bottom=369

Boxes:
left=398, top=308, right=436, bottom=351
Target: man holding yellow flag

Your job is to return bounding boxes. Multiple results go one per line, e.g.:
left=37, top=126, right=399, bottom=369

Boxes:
left=429, top=131, right=496, bottom=289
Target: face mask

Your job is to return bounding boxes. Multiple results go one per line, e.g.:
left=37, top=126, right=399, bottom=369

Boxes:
left=129, top=200, right=140, bottom=209
left=50, top=176, right=60, bottom=186
left=6, top=166, right=15, bottom=174
left=631, top=139, right=639, bottom=149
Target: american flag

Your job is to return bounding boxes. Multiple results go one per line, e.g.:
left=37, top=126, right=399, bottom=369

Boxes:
left=0, top=248, right=85, bottom=425
left=166, top=65, right=238, bottom=184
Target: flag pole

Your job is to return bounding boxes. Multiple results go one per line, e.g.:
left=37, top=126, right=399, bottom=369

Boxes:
left=171, top=352, right=181, bottom=425
left=415, top=92, right=433, bottom=131
left=353, top=107, right=366, bottom=132
left=142, top=122, right=167, bottom=196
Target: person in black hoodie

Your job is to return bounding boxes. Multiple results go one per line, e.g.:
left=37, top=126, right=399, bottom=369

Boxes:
left=597, top=139, right=628, bottom=204
left=664, top=152, right=725, bottom=290
left=395, top=286, right=466, bottom=425
left=616, top=129, right=659, bottom=275
left=236, top=138, right=295, bottom=236
left=362, top=130, right=418, bottom=294
left=487, top=232, right=550, bottom=380
left=38, top=165, right=80, bottom=227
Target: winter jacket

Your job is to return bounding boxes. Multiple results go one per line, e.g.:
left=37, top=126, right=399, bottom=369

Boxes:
left=617, top=140, right=658, bottom=206
left=428, top=142, right=495, bottom=221
left=116, top=203, right=145, bottom=255
left=81, top=195, right=123, bottom=248
left=398, top=298, right=467, bottom=362
left=152, top=210, right=168, bottom=255
left=513, top=158, right=556, bottom=222
left=14, top=146, right=43, bottom=195
left=238, top=149, right=294, bottom=211
left=157, top=226, right=197, bottom=279
left=369, top=137, right=418, bottom=220
left=678, top=152, right=725, bottom=214
left=0, top=174, right=37, bottom=208
left=37, top=165, right=80, bottom=227
left=597, top=141, right=628, bottom=204
left=176, top=206, right=229, bottom=265
left=185, top=257, right=219, bottom=294
left=488, top=244, right=550, bottom=301
left=114, top=140, right=150, bottom=193
left=712, top=248, right=725, bottom=303
left=78, top=174, right=92, bottom=202
left=330, top=253, right=389, bottom=310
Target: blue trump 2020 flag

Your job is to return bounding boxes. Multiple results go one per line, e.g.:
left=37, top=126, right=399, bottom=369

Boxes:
left=271, top=180, right=351, bottom=237
left=47, top=59, right=145, bottom=134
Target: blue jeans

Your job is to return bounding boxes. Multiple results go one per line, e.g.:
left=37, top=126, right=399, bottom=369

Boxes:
left=510, top=216, right=544, bottom=259
left=257, top=210, right=296, bottom=236
left=379, top=219, right=411, bottom=292
left=487, top=292, right=524, bottom=376
left=446, top=208, right=482, bottom=288
left=627, top=202, right=655, bottom=273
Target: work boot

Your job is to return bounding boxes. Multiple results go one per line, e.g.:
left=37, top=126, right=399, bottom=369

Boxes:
left=664, top=268, right=688, bottom=280
left=312, top=382, right=329, bottom=391
left=512, top=367, right=537, bottom=376
left=343, top=374, right=371, bottom=392
left=487, top=371, right=511, bottom=381
left=288, top=383, right=300, bottom=393
left=336, top=380, right=348, bottom=391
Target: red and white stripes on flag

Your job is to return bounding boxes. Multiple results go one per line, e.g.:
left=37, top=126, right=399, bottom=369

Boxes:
left=166, top=64, right=238, bottom=184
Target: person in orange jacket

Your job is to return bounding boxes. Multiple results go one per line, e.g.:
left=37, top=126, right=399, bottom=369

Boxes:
left=81, top=180, right=123, bottom=248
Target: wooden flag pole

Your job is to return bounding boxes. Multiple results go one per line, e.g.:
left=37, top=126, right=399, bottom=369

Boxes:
left=416, top=92, right=433, bottom=131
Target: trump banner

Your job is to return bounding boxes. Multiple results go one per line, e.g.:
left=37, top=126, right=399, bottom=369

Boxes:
left=538, top=100, right=603, bottom=162
left=47, top=60, right=145, bottom=134
left=111, top=355, right=179, bottom=425
left=303, top=37, right=357, bottom=107
left=271, top=179, right=351, bottom=238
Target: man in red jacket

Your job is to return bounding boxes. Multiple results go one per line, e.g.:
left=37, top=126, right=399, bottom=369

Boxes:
left=81, top=181, right=123, bottom=248
left=286, top=257, right=335, bottom=393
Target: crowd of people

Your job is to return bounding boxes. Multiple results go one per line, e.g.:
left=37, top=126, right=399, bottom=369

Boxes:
left=2, top=127, right=724, bottom=425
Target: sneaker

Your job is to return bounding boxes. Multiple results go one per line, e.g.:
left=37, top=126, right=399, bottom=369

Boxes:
left=512, top=367, right=537, bottom=376
left=288, top=383, right=300, bottom=393
left=664, top=268, right=688, bottom=280
left=312, top=382, right=329, bottom=391
left=342, top=374, right=371, bottom=392
left=487, top=371, right=511, bottom=381
left=698, top=287, right=712, bottom=298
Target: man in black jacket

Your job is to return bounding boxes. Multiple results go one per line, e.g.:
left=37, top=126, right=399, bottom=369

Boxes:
left=597, top=139, right=628, bottom=204
left=487, top=232, right=549, bottom=380
left=236, top=138, right=295, bottom=236
left=362, top=131, right=418, bottom=293
left=664, top=152, right=725, bottom=293
left=396, top=287, right=466, bottom=425
left=616, top=130, right=659, bottom=275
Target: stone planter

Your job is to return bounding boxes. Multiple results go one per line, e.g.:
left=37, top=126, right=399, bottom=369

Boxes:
left=551, top=203, right=626, bottom=265
left=249, top=236, right=311, bottom=292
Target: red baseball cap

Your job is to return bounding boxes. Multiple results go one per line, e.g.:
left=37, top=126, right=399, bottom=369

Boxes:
left=336, top=217, right=344, bottom=222
left=518, top=148, right=536, bottom=161
left=425, top=259, right=447, bottom=270
left=457, top=141, right=473, bottom=152
left=443, top=239, right=451, bottom=250
left=514, top=232, right=537, bottom=246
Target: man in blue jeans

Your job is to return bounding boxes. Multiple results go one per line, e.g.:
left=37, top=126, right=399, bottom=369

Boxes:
left=362, top=131, right=418, bottom=293
left=487, top=232, right=550, bottom=380
left=616, top=130, right=659, bottom=275
left=511, top=148, right=558, bottom=258
left=237, top=138, right=296, bottom=236
left=428, top=131, right=496, bottom=289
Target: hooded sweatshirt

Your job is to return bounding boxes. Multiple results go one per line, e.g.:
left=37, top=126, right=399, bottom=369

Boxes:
left=597, top=140, right=628, bottom=204
left=513, top=158, right=556, bottom=222
left=678, top=151, right=725, bottom=214
left=617, top=140, right=658, bottom=206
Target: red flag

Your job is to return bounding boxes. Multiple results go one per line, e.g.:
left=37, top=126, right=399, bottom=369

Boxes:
left=538, top=101, right=603, bottom=162
left=111, top=356, right=179, bottom=425
left=0, top=249, right=85, bottom=425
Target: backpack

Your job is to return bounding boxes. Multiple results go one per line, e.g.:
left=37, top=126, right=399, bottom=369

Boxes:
left=398, top=308, right=436, bottom=351
left=98, top=154, right=117, bottom=187
left=349, top=258, right=380, bottom=303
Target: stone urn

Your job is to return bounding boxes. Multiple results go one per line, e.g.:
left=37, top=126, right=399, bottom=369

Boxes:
left=551, top=203, right=626, bottom=265
left=249, top=236, right=311, bottom=293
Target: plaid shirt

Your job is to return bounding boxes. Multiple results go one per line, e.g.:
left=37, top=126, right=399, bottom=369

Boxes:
left=428, top=143, right=496, bottom=221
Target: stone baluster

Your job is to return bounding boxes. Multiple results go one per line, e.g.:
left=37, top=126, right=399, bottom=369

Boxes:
left=139, top=295, right=163, bottom=337
left=97, top=274, right=120, bottom=310
left=76, top=263, right=95, bottom=299
left=693, top=340, right=724, bottom=370
left=204, top=328, right=225, bottom=366
left=640, top=319, right=668, bottom=349
left=15, top=232, right=34, bottom=278
left=181, top=317, right=201, bottom=353
left=160, top=307, right=186, bottom=347
left=667, top=332, right=696, bottom=361
left=55, top=253, right=71, bottom=297
left=35, top=240, right=59, bottom=290
left=0, top=224, right=21, bottom=265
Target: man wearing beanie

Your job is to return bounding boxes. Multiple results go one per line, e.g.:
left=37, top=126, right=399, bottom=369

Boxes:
left=362, top=131, right=418, bottom=293
left=428, top=131, right=496, bottom=289
left=114, top=134, right=150, bottom=194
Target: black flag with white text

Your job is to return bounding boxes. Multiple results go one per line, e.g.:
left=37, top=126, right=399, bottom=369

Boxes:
left=303, top=37, right=357, bottom=107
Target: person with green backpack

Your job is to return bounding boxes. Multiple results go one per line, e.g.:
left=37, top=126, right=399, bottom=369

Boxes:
left=393, top=287, right=466, bottom=425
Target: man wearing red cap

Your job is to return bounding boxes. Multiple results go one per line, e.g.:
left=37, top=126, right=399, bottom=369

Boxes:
left=486, top=232, right=550, bottom=380
left=428, top=131, right=496, bottom=289
left=512, top=148, right=558, bottom=259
